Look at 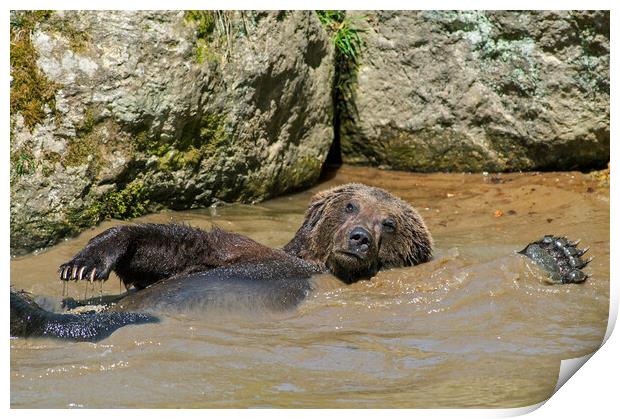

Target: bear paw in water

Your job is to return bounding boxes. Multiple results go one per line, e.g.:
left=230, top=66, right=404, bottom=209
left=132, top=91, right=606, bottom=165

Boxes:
left=518, top=235, right=592, bottom=284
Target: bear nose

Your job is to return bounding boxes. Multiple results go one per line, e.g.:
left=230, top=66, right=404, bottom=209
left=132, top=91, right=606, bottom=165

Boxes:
left=349, top=227, right=372, bottom=254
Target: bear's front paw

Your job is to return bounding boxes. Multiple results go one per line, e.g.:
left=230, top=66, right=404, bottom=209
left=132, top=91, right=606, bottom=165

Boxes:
left=59, top=252, right=114, bottom=282
left=518, top=235, right=592, bottom=284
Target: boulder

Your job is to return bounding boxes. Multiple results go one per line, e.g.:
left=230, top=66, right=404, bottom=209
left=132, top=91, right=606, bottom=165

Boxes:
left=340, top=11, right=609, bottom=172
left=10, top=11, right=334, bottom=255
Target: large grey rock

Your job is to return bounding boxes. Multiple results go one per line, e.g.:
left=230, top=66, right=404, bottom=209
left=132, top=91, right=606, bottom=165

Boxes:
left=340, top=11, right=609, bottom=172
left=10, top=11, right=334, bottom=255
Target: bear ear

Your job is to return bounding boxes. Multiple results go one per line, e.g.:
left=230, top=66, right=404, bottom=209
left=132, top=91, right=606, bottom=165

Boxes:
left=282, top=190, right=330, bottom=257
left=303, top=191, right=331, bottom=230
left=381, top=204, right=433, bottom=268
left=401, top=207, right=433, bottom=266
left=303, top=184, right=358, bottom=230
left=283, top=184, right=359, bottom=258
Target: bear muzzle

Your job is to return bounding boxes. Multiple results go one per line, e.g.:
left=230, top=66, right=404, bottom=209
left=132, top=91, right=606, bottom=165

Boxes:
left=348, top=226, right=373, bottom=257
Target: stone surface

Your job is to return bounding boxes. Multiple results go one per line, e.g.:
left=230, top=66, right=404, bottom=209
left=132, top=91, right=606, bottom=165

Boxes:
left=340, top=11, right=609, bottom=172
left=10, top=11, right=334, bottom=255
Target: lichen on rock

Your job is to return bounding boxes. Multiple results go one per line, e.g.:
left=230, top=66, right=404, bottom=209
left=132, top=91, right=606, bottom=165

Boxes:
left=338, top=11, right=609, bottom=172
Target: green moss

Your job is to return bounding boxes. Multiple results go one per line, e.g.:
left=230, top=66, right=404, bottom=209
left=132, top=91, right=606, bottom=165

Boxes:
left=159, top=113, right=229, bottom=170
left=136, top=112, right=229, bottom=173
left=100, top=181, right=150, bottom=219
left=185, top=10, right=216, bottom=38
left=64, top=131, right=98, bottom=167
left=195, top=38, right=220, bottom=64
left=67, top=31, right=90, bottom=52
left=198, top=113, right=229, bottom=154
left=158, top=149, right=198, bottom=171
left=195, top=39, right=207, bottom=64
left=10, top=11, right=60, bottom=131
left=135, top=129, right=168, bottom=157
left=76, top=180, right=150, bottom=225
left=66, top=203, right=100, bottom=229
left=33, top=12, right=92, bottom=53
left=185, top=10, right=219, bottom=63
left=43, top=150, right=62, bottom=164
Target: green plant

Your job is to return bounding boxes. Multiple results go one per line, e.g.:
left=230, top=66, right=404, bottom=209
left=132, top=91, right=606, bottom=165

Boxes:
left=10, top=149, right=36, bottom=182
left=316, top=11, right=364, bottom=64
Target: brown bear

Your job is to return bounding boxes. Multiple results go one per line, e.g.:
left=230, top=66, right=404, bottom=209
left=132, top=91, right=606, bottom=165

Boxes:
left=10, top=183, right=587, bottom=341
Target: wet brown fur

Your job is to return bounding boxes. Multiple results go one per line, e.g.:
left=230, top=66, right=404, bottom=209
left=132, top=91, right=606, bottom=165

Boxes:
left=284, top=183, right=433, bottom=282
left=58, top=183, right=433, bottom=288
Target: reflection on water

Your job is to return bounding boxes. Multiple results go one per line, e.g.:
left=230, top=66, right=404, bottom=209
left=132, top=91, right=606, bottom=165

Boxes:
left=10, top=166, right=609, bottom=408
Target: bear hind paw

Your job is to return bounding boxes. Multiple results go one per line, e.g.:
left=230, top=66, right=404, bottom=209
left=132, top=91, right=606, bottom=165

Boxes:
left=518, top=235, right=592, bottom=284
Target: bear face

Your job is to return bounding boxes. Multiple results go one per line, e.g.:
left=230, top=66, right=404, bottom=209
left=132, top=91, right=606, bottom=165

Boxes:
left=283, top=183, right=433, bottom=283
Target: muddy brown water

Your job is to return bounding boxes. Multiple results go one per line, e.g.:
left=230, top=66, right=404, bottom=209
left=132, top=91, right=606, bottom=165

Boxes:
left=10, top=165, right=609, bottom=408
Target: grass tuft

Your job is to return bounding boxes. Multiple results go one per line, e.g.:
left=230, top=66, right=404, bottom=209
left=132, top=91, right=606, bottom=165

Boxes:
left=316, top=11, right=364, bottom=64
left=316, top=11, right=366, bottom=150
left=10, top=148, right=36, bottom=183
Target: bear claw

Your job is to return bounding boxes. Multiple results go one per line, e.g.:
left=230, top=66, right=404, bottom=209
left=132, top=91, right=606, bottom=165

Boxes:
left=58, top=241, right=116, bottom=282
left=59, top=263, right=105, bottom=282
left=518, top=235, right=591, bottom=284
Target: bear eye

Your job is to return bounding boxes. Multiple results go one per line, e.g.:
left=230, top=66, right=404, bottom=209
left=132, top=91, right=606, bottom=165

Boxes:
left=345, top=202, right=358, bottom=214
left=382, top=218, right=396, bottom=232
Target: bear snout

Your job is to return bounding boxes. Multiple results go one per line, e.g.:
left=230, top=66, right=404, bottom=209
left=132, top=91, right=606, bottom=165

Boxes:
left=348, top=226, right=373, bottom=255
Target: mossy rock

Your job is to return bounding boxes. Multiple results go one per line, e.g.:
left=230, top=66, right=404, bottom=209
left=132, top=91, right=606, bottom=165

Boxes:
left=339, top=11, right=609, bottom=172
left=10, top=11, right=334, bottom=256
